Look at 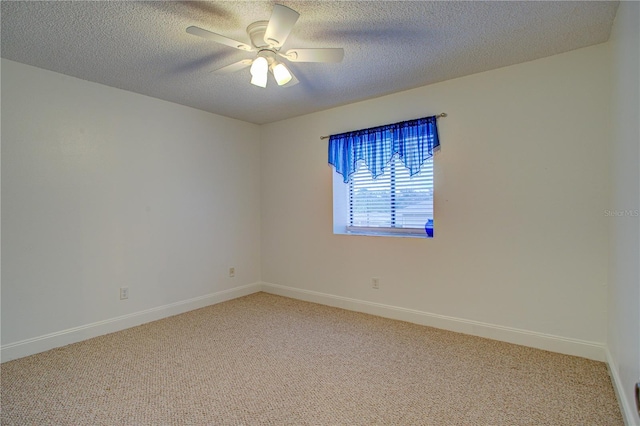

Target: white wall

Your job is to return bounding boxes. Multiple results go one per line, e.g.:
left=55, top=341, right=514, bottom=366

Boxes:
left=260, top=44, right=612, bottom=360
left=608, top=2, right=640, bottom=424
left=1, top=59, right=262, bottom=359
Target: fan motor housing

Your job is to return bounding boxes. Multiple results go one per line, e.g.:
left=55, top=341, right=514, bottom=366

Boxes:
left=256, top=49, right=277, bottom=65
left=247, top=21, right=270, bottom=49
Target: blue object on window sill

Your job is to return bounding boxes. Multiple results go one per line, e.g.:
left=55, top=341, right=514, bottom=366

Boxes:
left=425, top=219, right=434, bottom=238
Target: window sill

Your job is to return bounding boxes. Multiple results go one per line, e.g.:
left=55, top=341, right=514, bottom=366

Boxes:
left=339, top=227, right=433, bottom=239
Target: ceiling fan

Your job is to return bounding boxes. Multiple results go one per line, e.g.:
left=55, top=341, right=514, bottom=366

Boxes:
left=186, top=4, right=344, bottom=88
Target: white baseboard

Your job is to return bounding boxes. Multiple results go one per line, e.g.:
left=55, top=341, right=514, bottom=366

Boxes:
left=606, top=348, right=639, bottom=426
left=261, top=282, right=607, bottom=362
left=1, top=283, right=262, bottom=362
left=2, top=281, right=608, bottom=365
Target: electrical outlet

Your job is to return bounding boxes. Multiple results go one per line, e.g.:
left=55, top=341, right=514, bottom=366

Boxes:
left=120, top=287, right=129, bottom=300
left=229, top=267, right=235, bottom=278
left=371, top=277, right=380, bottom=289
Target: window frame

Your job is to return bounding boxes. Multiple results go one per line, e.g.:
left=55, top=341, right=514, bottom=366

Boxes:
left=333, top=155, right=434, bottom=238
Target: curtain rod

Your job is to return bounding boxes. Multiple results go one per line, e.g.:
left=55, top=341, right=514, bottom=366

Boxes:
left=319, top=113, right=447, bottom=140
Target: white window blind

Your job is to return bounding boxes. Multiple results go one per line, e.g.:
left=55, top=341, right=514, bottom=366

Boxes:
left=348, top=155, right=433, bottom=232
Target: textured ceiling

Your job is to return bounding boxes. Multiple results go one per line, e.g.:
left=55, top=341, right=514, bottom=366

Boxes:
left=1, top=1, right=618, bottom=124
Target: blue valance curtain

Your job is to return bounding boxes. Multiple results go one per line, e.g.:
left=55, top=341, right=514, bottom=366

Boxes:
left=328, top=116, right=440, bottom=183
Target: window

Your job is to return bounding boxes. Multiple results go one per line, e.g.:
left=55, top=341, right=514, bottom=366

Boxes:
left=333, top=155, right=434, bottom=237
left=328, top=115, right=439, bottom=238
left=348, top=155, right=433, bottom=234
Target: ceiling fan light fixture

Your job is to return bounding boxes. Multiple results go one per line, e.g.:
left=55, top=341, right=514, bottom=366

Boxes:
left=187, top=4, right=343, bottom=90
left=272, top=63, right=292, bottom=86
left=250, top=56, right=268, bottom=77
left=251, top=73, right=268, bottom=88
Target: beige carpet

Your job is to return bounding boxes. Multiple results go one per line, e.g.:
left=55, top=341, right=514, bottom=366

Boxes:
left=1, top=292, right=623, bottom=425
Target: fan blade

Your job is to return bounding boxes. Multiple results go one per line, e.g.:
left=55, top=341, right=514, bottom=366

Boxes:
left=282, top=48, right=344, bottom=63
left=186, top=26, right=253, bottom=51
left=212, top=59, right=253, bottom=75
left=264, top=4, right=299, bottom=48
